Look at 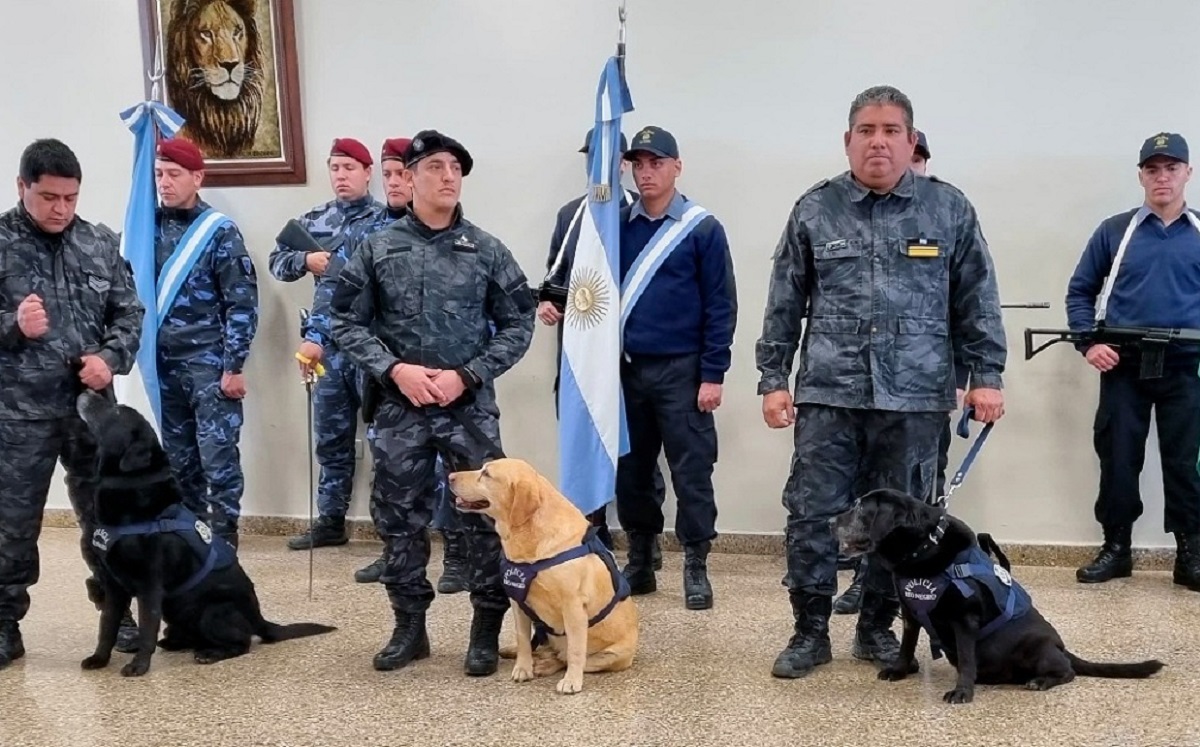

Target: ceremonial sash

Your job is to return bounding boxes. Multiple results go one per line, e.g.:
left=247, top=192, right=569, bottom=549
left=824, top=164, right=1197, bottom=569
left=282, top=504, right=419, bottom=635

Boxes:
left=619, top=200, right=710, bottom=336
left=155, top=208, right=232, bottom=328
left=1096, top=208, right=1200, bottom=322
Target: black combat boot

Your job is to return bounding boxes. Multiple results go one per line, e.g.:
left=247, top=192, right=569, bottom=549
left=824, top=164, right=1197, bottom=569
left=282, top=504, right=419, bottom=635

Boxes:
left=1076, top=524, right=1133, bottom=583
left=852, top=590, right=905, bottom=667
left=354, top=555, right=386, bottom=584
left=622, top=532, right=657, bottom=595
left=1173, top=533, right=1200, bottom=591
left=463, top=606, right=506, bottom=676
left=437, top=532, right=467, bottom=595
left=683, top=541, right=713, bottom=610
left=0, top=620, right=25, bottom=669
left=287, top=516, right=349, bottom=550
left=372, top=610, right=430, bottom=671
left=771, top=591, right=833, bottom=678
left=115, top=609, right=140, bottom=654
left=652, top=535, right=663, bottom=571
left=833, top=560, right=866, bottom=615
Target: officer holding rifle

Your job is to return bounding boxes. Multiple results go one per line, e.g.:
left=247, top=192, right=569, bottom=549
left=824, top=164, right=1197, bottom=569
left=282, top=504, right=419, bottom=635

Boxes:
left=1064, top=131, right=1200, bottom=591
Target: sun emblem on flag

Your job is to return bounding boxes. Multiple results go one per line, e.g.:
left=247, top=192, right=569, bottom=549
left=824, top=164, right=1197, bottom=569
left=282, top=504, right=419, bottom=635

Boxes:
left=566, top=268, right=610, bottom=330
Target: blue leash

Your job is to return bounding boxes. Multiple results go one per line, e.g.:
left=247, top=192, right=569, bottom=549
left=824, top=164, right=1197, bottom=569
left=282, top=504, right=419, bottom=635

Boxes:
left=935, top=405, right=994, bottom=508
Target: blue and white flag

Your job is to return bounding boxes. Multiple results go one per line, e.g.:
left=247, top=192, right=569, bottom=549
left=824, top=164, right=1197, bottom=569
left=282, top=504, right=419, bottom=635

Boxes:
left=557, top=56, right=634, bottom=515
left=117, top=101, right=184, bottom=430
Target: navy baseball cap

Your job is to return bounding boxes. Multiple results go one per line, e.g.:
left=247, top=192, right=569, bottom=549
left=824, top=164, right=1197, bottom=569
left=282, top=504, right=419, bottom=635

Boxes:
left=579, top=128, right=628, bottom=154
left=1139, top=132, right=1188, bottom=166
left=624, top=126, right=680, bottom=160
left=915, top=130, right=931, bottom=160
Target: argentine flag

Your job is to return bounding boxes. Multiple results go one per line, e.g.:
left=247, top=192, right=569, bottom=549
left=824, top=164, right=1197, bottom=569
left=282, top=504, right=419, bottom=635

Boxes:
left=115, top=100, right=184, bottom=431
left=557, top=56, right=634, bottom=515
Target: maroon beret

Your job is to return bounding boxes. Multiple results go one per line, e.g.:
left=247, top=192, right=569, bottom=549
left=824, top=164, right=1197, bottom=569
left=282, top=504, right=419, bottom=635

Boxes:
left=329, top=138, right=372, bottom=167
left=381, top=137, right=412, bottom=162
left=156, top=137, right=205, bottom=171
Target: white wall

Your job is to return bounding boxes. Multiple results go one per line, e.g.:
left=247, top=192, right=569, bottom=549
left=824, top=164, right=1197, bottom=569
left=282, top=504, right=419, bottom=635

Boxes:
left=4, top=0, right=1199, bottom=548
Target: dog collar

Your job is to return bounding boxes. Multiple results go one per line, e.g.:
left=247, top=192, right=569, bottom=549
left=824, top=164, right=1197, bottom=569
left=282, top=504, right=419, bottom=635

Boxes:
left=905, top=513, right=950, bottom=563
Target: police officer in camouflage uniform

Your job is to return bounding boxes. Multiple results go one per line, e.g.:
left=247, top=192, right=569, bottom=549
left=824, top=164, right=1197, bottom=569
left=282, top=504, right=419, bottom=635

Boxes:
left=331, top=130, right=534, bottom=675
left=0, top=139, right=145, bottom=668
left=153, top=138, right=259, bottom=546
left=353, top=138, right=468, bottom=594
left=274, top=140, right=385, bottom=567
left=756, top=86, right=1007, bottom=679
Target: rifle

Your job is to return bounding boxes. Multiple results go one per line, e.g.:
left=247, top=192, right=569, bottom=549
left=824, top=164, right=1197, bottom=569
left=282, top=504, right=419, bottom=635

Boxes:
left=1024, top=324, right=1200, bottom=379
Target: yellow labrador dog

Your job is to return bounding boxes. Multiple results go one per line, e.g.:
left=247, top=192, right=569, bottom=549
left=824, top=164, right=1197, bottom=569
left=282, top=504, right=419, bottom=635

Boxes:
left=448, top=458, right=638, bottom=694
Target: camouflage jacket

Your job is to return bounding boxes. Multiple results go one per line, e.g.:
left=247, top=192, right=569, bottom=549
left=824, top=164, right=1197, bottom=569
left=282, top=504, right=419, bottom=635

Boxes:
left=0, top=203, right=144, bottom=419
left=755, top=170, right=1006, bottom=412
left=331, top=205, right=535, bottom=409
left=268, top=195, right=389, bottom=349
left=156, top=201, right=259, bottom=372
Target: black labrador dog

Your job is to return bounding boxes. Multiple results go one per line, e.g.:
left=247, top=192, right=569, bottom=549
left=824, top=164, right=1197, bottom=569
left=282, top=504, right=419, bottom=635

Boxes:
left=840, top=488, right=1164, bottom=704
left=76, top=391, right=336, bottom=676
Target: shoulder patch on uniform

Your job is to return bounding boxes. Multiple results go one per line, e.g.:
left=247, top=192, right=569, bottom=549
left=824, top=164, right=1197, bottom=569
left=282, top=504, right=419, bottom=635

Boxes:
left=794, top=178, right=830, bottom=205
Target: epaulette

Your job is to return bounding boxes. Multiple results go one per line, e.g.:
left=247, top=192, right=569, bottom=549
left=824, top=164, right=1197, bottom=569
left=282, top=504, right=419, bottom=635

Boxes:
left=794, top=178, right=830, bottom=205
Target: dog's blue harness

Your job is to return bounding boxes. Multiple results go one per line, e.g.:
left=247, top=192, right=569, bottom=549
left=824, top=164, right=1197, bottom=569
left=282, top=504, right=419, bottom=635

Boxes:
left=895, top=544, right=1033, bottom=659
left=500, top=527, right=631, bottom=647
left=91, top=504, right=236, bottom=598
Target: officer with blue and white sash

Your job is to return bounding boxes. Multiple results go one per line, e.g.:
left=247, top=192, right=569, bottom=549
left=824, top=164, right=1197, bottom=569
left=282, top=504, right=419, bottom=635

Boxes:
left=152, top=138, right=259, bottom=548
left=1066, top=131, right=1200, bottom=591
left=616, top=126, right=737, bottom=611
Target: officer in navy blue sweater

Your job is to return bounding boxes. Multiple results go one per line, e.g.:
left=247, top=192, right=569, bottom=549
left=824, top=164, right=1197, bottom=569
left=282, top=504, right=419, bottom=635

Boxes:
left=1066, top=131, right=1200, bottom=591
left=615, top=126, right=737, bottom=611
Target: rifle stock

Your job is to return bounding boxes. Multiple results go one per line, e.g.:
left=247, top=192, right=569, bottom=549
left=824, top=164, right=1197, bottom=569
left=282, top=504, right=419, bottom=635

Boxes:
left=276, top=219, right=325, bottom=254
left=1024, top=324, right=1200, bottom=378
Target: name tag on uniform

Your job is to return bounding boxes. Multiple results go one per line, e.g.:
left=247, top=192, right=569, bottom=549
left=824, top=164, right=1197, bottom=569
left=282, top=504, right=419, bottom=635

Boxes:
left=452, top=235, right=477, bottom=252
left=905, top=238, right=941, bottom=258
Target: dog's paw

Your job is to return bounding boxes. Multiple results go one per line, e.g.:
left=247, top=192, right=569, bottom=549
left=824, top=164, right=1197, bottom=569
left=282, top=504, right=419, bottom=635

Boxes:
left=194, top=650, right=224, bottom=665
left=942, top=686, right=974, bottom=704
left=1025, top=677, right=1055, bottom=691
left=511, top=660, right=535, bottom=683
left=877, top=664, right=915, bottom=682
left=498, top=642, right=518, bottom=660
left=80, top=654, right=110, bottom=670
left=120, top=659, right=150, bottom=677
left=556, top=673, right=584, bottom=695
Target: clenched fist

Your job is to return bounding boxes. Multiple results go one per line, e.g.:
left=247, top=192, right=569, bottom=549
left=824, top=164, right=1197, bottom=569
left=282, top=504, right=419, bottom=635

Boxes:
left=77, top=355, right=112, bottom=391
left=17, top=294, right=49, bottom=339
left=305, top=252, right=331, bottom=276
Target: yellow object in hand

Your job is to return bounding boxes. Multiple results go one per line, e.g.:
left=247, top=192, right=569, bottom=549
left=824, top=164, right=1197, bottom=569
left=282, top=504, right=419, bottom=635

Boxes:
left=294, top=352, right=326, bottom=377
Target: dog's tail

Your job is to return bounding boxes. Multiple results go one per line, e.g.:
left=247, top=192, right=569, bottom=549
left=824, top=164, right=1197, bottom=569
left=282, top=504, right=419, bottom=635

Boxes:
left=1066, top=651, right=1165, bottom=679
left=258, top=621, right=337, bottom=643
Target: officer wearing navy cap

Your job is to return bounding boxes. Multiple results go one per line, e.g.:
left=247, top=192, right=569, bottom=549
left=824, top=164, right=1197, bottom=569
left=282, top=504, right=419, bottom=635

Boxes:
left=912, top=130, right=931, bottom=173
left=537, top=127, right=668, bottom=558
left=615, top=125, right=737, bottom=611
left=1067, top=131, right=1200, bottom=591
left=332, top=128, right=535, bottom=675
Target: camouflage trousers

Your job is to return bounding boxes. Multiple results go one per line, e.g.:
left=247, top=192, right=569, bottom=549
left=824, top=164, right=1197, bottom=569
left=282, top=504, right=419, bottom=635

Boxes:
left=0, top=417, right=102, bottom=621
left=313, top=346, right=362, bottom=520
left=158, top=360, right=244, bottom=524
left=368, top=398, right=506, bottom=614
left=783, top=404, right=944, bottom=597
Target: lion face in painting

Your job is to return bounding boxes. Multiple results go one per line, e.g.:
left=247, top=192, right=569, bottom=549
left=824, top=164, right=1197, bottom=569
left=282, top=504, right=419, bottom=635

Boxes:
left=167, top=0, right=266, bottom=158
left=191, top=1, right=251, bottom=100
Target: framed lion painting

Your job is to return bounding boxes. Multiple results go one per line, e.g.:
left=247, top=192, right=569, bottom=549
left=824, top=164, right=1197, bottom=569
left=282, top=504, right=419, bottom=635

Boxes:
left=138, top=0, right=307, bottom=187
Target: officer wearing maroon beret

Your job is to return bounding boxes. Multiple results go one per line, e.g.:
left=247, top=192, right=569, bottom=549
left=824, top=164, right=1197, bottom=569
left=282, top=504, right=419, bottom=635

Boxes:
left=270, top=138, right=387, bottom=578
left=152, top=135, right=259, bottom=550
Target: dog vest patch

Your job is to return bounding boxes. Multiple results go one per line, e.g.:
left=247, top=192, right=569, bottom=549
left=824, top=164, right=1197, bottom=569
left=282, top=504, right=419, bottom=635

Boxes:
left=500, top=526, right=630, bottom=647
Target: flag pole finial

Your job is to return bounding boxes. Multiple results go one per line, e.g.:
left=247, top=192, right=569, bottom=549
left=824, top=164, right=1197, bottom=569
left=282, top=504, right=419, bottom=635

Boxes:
left=149, top=21, right=166, bottom=104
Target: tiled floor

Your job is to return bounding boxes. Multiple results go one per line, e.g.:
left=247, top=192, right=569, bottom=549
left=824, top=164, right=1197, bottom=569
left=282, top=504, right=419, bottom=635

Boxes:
left=2, top=528, right=1198, bottom=747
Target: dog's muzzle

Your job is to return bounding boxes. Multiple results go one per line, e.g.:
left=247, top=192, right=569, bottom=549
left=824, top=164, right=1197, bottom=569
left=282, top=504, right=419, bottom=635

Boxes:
left=76, top=390, right=112, bottom=425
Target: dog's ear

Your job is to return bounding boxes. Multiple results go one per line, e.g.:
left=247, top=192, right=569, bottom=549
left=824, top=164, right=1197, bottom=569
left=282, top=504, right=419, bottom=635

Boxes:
left=505, top=471, right=546, bottom=528
left=118, top=439, right=155, bottom=473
